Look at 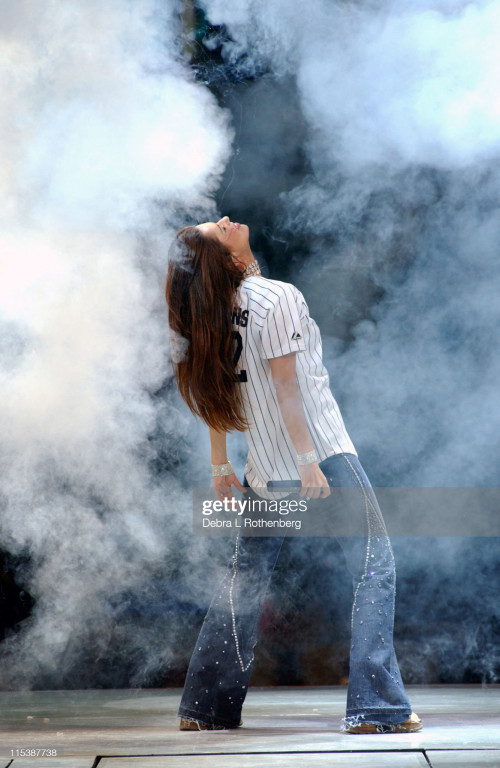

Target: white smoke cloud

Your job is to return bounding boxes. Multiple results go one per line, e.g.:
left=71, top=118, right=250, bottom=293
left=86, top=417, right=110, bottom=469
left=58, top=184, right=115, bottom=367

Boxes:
left=3, top=0, right=499, bottom=688
left=197, top=0, right=500, bottom=684
left=201, top=0, right=500, bottom=487
left=0, top=0, right=232, bottom=685
left=204, top=0, right=500, bottom=168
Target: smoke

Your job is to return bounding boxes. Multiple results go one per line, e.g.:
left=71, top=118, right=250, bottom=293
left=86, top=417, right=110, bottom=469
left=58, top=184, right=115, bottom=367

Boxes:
left=2, top=0, right=499, bottom=689
left=204, top=0, right=500, bottom=173
left=0, top=0, right=232, bottom=686
left=201, top=0, right=500, bottom=485
left=198, top=0, right=500, bottom=682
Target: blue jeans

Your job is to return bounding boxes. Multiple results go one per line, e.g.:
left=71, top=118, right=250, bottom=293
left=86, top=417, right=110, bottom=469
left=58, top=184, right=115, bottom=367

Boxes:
left=177, top=453, right=412, bottom=729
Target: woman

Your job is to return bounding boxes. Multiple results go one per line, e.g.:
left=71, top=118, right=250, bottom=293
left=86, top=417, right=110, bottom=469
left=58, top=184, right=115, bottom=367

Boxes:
left=165, top=216, right=421, bottom=734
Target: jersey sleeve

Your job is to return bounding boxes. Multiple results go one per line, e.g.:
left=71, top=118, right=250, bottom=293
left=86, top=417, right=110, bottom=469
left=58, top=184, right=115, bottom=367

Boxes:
left=260, top=284, right=308, bottom=359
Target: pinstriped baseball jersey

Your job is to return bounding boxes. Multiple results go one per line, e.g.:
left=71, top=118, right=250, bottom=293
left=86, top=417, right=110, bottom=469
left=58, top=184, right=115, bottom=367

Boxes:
left=232, top=275, right=357, bottom=498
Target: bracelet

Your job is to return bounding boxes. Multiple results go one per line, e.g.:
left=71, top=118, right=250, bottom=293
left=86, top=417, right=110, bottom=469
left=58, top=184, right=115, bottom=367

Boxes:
left=297, top=450, right=318, bottom=466
left=212, top=461, right=234, bottom=477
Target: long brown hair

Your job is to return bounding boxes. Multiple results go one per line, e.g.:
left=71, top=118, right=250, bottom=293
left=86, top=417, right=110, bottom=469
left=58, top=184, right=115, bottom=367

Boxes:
left=165, top=225, right=250, bottom=432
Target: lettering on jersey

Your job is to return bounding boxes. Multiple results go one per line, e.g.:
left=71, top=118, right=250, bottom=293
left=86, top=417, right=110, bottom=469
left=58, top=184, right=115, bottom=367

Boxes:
left=231, top=307, right=249, bottom=327
left=231, top=306, right=248, bottom=381
left=232, top=331, right=247, bottom=382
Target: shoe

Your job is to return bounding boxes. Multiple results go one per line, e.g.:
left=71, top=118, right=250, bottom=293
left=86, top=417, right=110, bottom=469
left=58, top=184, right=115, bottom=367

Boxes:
left=344, top=712, right=422, bottom=734
left=179, top=717, right=243, bottom=731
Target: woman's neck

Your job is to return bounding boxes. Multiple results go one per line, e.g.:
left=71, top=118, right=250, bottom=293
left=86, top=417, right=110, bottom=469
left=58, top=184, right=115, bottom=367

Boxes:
left=233, top=244, right=256, bottom=270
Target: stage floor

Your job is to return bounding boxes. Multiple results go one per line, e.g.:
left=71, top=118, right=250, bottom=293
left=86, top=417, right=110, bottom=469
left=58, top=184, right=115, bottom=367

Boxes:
left=0, top=685, right=498, bottom=767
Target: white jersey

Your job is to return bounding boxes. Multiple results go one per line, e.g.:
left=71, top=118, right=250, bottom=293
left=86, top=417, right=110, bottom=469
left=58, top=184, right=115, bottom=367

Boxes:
left=232, top=275, right=357, bottom=498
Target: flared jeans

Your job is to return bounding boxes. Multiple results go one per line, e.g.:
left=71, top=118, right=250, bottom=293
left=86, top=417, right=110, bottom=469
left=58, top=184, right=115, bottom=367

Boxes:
left=177, top=452, right=412, bottom=729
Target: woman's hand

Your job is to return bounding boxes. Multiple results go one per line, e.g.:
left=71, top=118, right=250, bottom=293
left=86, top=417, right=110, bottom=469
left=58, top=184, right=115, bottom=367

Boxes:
left=298, top=462, right=331, bottom=499
left=213, top=473, right=247, bottom=501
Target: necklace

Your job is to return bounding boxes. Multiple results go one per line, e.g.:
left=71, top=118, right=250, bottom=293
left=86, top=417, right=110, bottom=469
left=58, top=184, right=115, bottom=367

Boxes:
left=242, top=260, right=261, bottom=279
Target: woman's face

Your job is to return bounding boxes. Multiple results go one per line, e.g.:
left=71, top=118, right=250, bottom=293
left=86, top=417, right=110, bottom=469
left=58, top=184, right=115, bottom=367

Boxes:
left=196, top=216, right=249, bottom=255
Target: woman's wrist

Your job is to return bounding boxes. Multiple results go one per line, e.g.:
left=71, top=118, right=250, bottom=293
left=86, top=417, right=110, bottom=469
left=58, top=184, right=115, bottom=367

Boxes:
left=297, top=449, right=318, bottom=466
left=212, top=461, right=234, bottom=477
